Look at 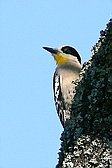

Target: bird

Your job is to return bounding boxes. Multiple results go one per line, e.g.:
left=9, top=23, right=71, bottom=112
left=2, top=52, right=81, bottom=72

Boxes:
left=43, top=45, right=81, bottom=128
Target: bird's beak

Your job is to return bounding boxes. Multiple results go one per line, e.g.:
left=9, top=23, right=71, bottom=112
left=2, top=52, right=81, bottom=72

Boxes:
left=43, top=47, right=58, bottom=54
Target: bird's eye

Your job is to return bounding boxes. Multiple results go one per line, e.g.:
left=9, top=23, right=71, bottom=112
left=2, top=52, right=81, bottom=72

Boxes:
left=61, top=46, right=70, bottom=54
left=61, top=46, right=78, bottom=56
left=61, top=46, right=81, bottom=64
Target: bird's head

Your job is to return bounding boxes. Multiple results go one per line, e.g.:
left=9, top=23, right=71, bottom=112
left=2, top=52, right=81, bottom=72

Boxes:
left=43, top=45, right=81, bottom=65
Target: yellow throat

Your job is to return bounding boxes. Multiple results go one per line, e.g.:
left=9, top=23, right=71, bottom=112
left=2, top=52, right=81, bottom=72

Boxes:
left=54, top=54, right=70, bottom=65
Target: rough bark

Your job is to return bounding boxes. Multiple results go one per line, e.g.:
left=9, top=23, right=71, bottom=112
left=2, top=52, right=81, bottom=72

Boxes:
left=56, top=19, right=112, bottom=168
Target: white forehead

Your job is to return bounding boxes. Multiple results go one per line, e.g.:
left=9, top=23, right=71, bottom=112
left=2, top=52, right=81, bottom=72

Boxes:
left=54, top=45, right=72, bottom=53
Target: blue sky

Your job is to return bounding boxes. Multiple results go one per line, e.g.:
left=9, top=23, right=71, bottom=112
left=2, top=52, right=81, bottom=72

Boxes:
left=0, top=0, right=111, bottom=168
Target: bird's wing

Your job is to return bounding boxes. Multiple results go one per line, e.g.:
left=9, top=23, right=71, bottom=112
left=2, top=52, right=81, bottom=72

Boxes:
left=53, top=71, right=66, bottom=127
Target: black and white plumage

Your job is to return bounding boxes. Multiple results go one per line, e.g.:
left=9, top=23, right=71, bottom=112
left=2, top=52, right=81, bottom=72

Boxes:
left=43, top=46, right=81, bottom=128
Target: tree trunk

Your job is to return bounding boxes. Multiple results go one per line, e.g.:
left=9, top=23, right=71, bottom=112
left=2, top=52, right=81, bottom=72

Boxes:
left=56, top=19, right=112, bottom=168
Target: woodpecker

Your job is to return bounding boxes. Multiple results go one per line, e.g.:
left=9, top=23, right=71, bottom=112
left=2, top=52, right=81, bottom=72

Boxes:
left=43, top=46, right=81, bottom=128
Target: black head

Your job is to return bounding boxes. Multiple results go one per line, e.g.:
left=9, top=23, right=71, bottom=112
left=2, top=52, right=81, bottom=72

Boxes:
left=61, top=46, right=81, bottom=64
